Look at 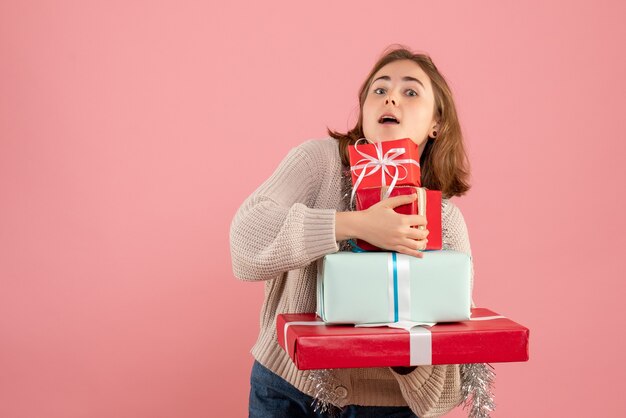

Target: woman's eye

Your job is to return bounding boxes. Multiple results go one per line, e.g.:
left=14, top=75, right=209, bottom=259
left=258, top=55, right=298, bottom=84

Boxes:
left=406, top=89, right=418, bottom=97
left=373, top=87, right=385, bottom=95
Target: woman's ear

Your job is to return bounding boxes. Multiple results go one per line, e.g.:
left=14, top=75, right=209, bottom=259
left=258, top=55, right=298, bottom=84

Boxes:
left=429, top=122, right=440, bottom=139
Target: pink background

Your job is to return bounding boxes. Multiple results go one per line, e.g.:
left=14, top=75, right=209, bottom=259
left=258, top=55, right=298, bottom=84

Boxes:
left=1, top=1, right=625, bottom=417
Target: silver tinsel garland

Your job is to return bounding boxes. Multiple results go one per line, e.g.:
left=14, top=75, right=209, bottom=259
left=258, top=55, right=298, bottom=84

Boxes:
left=460, top=363, right=496, bottom=418
left=308, top=369, right=343, bottom=417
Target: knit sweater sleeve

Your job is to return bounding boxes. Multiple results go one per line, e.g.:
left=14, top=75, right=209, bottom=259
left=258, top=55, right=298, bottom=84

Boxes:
left=388, top=200, right=472, bottom=417
left=229, top=141, right=339, bottom=282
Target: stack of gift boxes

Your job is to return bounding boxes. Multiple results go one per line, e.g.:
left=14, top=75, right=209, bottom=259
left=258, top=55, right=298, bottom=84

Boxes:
left=277, top=138, right=529, bottom=370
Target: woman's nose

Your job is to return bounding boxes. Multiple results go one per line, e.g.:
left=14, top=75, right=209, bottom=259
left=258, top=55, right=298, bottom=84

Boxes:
left=385, top=97, right=397, bottom=105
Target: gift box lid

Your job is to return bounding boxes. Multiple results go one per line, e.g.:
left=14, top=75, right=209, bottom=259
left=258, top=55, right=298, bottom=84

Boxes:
left=277, top=308, right=530, bottom=370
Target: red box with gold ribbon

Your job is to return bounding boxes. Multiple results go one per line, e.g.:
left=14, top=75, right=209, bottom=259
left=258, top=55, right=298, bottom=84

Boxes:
left=355, top=186, right=442, bottom=251
left=348, top=138, right=421, bottom=192
left=276, top=308, right=530, bottom=370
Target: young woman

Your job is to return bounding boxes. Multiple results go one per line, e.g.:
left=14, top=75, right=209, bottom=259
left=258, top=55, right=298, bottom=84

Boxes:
left=230, top=45, right=472, bottom=417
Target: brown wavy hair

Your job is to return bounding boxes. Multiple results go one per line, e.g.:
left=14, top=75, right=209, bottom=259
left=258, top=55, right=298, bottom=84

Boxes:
left=328, top=45, right=470, bottom=198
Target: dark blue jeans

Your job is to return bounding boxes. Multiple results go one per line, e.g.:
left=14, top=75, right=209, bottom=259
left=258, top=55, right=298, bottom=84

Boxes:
left=249, top=360, right=418, bottom=418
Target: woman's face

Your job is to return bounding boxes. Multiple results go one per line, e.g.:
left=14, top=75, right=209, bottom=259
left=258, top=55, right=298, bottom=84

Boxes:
left=362, top=59, right=438, bottom=149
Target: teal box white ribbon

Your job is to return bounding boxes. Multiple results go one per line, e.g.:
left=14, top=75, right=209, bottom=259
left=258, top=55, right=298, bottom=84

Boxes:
left=316, top=251, right=471, bottom=324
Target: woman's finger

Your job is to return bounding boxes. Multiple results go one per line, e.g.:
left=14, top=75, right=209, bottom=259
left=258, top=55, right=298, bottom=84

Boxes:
left=406, top=228, right=429, bottom=240
left=401, top=238, right=428, bottom=251
left=380, top=193, right=417, bottom=209
left=400, top=214, right=427, bottom=227
left=395, top=244, right=424, bottom=258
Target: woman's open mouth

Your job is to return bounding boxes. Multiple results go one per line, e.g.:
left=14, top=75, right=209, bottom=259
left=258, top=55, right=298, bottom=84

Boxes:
left=378, top=115, right=400, bottom=125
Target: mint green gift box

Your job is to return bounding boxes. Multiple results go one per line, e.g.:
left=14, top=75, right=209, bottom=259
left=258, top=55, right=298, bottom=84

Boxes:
left=316, top=250, right=471, bottom=324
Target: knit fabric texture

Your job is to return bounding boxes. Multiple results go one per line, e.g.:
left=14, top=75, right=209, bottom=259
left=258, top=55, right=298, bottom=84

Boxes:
left=230, top=137, right=473, bottom=417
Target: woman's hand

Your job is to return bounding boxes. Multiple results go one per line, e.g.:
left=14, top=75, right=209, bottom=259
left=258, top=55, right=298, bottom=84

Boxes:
left=335, top=193, right=428, bottom=258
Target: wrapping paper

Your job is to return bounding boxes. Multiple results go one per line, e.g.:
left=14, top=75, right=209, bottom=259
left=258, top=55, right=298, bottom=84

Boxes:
left=276, top=308, right=530, bottom=370
left=348, top=138, right=421, bottom=193
left=316, top=250, right=471, bottom=324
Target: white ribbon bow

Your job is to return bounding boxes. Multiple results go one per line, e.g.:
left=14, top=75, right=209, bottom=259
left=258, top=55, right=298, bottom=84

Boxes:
left=350, top=138, right=420, bottom=206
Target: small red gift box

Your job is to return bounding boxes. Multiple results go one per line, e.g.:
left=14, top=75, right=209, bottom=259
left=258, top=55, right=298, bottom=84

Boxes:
left=355, top=186, right=442, bottom=251
left=276, top=308, right=529, bottom=370
left=348, top=138, right=421, bottom=191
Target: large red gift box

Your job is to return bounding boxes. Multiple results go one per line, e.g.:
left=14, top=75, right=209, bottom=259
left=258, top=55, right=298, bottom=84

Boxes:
left=276, top=308, right=529, bottom=370
left=355, top=186, right=442, bottom=251
left=348, top=138, right=421, bottom=191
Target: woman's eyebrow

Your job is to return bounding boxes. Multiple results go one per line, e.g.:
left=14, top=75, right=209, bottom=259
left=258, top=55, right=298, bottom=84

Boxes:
left=372, top=75, right=425, bottom=89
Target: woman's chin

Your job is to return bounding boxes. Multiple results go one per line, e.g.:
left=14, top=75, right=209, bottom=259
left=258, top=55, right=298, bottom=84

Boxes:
left=377, top=134, right=405, bottom=142
left=364, top=129, right=406, bottom=143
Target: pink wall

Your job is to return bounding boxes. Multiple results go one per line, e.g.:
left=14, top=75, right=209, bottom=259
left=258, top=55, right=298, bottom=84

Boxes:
left=1, top=1, right=625, bottom=417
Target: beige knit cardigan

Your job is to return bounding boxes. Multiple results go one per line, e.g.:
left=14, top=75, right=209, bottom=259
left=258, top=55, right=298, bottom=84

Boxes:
left=230, top=137, right=474, bottom=417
